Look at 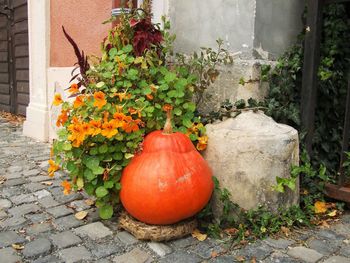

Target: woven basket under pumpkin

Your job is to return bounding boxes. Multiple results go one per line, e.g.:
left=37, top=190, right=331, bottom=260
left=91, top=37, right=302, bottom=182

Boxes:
left=118, top=211, right=198, bottom=242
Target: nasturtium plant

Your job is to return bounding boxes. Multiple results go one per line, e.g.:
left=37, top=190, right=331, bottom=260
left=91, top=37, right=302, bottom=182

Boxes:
left=49, top=4, right=230, bottom=219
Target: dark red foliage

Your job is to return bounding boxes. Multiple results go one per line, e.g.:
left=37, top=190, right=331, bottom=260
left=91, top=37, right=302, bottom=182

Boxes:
left=130, top=18, right=163, bottom=56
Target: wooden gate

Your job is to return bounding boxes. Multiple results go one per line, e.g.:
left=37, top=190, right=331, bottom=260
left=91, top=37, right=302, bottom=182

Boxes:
left=0, top=0, right=29, bottom=116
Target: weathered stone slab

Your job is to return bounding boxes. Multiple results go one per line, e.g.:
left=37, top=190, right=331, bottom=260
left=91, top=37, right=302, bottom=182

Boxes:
left=323, top=256, right=350, bottom=263
left=53, top=215, right=84, bottom=230
left=22, top=238, right=52, bottom=258
left=148, top=242, right=172, bottom=257
left=0, top=247, right=22, bottom=263
left=0, top=198, right=12, bottom=208
left=287, top=246, right=323, bottom=263
left=50, top=231, right=82, bottom=249
left=74, top=222, right=112, bottom=240
left=112, top=248, right=150, bottom=263
left=0, top=230, right=25, bottom=247
left=59, top=246, right=92, bottom=263
left=204, top=111, right=299, bottom=212
left=47, top=205, right=73, bottom=218
left=158, top=250, right=202, bottom=263
left=116, top=231, right=138, bottom=245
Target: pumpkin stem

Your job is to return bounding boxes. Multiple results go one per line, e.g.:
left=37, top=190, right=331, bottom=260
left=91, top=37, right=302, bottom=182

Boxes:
left=163, top=109, right=173, bottom=134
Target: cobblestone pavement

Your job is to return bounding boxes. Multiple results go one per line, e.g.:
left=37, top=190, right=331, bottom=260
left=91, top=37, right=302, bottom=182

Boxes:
left=0, top=118, right=349, bottom=263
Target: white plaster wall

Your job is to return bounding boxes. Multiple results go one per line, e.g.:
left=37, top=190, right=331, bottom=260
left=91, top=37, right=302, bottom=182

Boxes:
left=23, top=0, right=50, bottom=142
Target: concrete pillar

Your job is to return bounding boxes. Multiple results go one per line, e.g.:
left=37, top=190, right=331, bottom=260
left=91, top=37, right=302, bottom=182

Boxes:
left=23, top=0, right=50, bottom=141
left=167, top=0, right=304, bottom=113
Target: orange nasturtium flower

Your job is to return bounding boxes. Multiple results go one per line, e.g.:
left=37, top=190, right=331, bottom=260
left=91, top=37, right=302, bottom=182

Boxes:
left=53, top=93, right=63, bottom=106
left=101, top=120, right=119, bottom=138
left=196, top=135, right=208, bottom=151
left=93, top=91, right=107, bottom=109
left=61, top=180, right=71, bottom=195
left=89, top=119, right=102, bottom=136
left=68, top=83, right=79, bottom=94
left=48, top=160, right=59, bottom=177
left=56, top=110, right=69, bottom=127
left=122, top=116, right=141, bottom=133
left=73, top=95, right=85, bottom=109
left=68, top=122, right=85, bottom=147
left=81, top=122, right=93, bottom=135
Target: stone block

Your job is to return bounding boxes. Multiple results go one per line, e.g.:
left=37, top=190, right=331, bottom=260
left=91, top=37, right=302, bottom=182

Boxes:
left=22, top=238, right=52, bottom=258
left=0, top=230, right=25, bottom=248
left=59, top=246, right=92, bottom=263
left=74, top=222, right=112, bottom=240
left=287, top=246, right=323, bottom=263
left=204, top=111, right=299, bottom=212
left=148, top=242, right=172, bottom=257
left=264, top=237, right=295, bottom=249
left=323, top=256, right=350, bottom=263
left=50, top=231, right=82, bottom=248
left=47, top=205, right=73, bottom=218
left=158, top=250, right=202, bottom=263
left=112, top=248, right=150, bottom=263
left=54, top=215, right=84, bottom=231
left=9, top=203, right=41, bottom=216
left=116, top=231, right=138, bottom=245
left=38, top=196, right=60, bottom=208
left=10, top=193, right=36, bottom=205
left=0, top=247, right=22, bottom=263
left=0, top=198, right=12, bottom=209
left=26, top=222, right=53, bottom=235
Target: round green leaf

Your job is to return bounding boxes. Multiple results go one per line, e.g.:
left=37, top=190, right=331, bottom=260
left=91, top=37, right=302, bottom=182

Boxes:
left=95, top=186, right=108, bottom=198
left=99, top=204, right=113, bottom=219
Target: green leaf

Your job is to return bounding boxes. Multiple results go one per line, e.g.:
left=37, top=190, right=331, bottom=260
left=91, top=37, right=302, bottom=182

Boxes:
left=95, top=186, right=108, bottom=198
left=96, top=81, right=105, bottom=88
left=122, top=44, right=133, bottom=53
left=99, top=204, right=113, bottom=219
left=113, top=152, right=123, bottom=161
left=115, top=183, right=122, bottom=190
left=84, top=157, right=100, bottom=170
left=182, top=118, right=193, bottom=128
left=125, top=153, right=134, bottom=159
left=62, top=143, right=72, bottom=151
left=104, top=181, right=114, bottom=189
left=92, top=166, right=105, bottom=175
left=173, top=108, right=182, bottom=116
left=84, top=169, right=96, bottom=181
left=99, top=144, right=109, bottom=154
left=67, top=161, right=78, bottom=173
left=164, top=72, right=176, bottom=83
left=89, top=147, right=99, bottom=155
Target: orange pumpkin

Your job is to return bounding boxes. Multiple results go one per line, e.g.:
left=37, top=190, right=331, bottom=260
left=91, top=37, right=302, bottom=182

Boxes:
left=120, top=109, right=214, bottom=225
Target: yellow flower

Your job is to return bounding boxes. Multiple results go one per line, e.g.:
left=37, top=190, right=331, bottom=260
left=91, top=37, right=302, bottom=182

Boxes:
left=53, top=93, right=63, bottom=106
left=93, top=91, right=107, bottom=109
left=68, top=122, right=85, bottom=147
left=101, top=120, right=119, bottom=138
left=196, top=135, right=208, bottom=151
left=61, top=180, right=71, bottom=195
left=48, top=160, right=59, bottom=177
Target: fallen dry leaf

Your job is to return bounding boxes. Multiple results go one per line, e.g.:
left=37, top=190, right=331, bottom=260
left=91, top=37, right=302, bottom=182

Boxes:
left=74, top=211, right=88, bottom=220
left=84, top=199, right=95, bottom=206
left=211, top=251, right=218, bottom=258
left=250, top=257, right=257, bottom=263
left=235, top=255, right=246, bottom=262
left=191, top=229, right=207, bottom=241
left=41, top=181, right=53, bottom=186
left=327, top=210, right=337, bottom=217
left=320, top=220, right=330, bottom=228
left=0, top=176, right=7, bottom=185
left=12, top=243, right=24, bottom=250
left=314, top=201, right=327, bottom=214
left=224, top=228, right=238, bottom=236
left=281, top=226, right=291, bottom=237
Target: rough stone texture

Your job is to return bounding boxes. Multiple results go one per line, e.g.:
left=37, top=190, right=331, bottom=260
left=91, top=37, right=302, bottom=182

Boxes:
left=307, top=239, right=340, bottom=255
left=116, top=231, right=139, bottom=245
left=54, top=214, right=84, bottom=230
left=50, top=231, right=82, bottom=249
left=112, top=248, right=150, bottom=263
left=159, top=250, right=202, bottom=263
left=264, top=237, right=295, bottom=249
left=323, top=256, right=350, bottom=263
left=47, top=205, right=74, bottom=218
left=0, top=198, right=12, bottom=208
left=148, top=242, right=173, bottom=257
left=10, top=193, right=36, bottom=205
left=204, top=111, right=299, bottom=211
left=59, top=246, right=92, bottom=263
left=0, top=231, right=25, bottom=247
left=22, top=238, right=52, bottom=258
left=27, top=222, right=53, bottom=235
left=287, top=246, right=324, bottom=263
left=0, top=247, right=22, bottom=263
left=74, top=222, right=112, bottom=240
